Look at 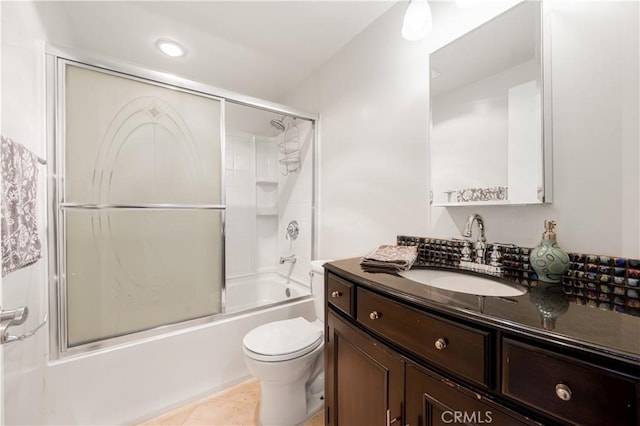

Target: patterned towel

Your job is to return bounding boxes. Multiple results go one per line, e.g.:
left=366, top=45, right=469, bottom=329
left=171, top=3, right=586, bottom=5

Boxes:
left=1, top=135, right=42, bottom=276
left=456, top=186, right=507, bottom=202
left=360, top=245, right=418, bottom=273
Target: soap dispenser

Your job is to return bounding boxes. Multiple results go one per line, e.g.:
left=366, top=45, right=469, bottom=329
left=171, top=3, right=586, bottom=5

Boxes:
left=529, top=220, right=570, bottom=283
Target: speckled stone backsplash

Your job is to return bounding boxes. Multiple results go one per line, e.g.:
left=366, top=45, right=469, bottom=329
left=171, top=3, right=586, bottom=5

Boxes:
left=397, top=235, right=640, bottom=317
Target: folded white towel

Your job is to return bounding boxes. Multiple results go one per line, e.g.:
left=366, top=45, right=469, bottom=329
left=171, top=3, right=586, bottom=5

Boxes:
left=1, top=135, right=42, bottom=276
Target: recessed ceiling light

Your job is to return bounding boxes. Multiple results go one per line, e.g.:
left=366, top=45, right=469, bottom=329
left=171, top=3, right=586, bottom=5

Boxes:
left=155, top=39, right=187, bottom=58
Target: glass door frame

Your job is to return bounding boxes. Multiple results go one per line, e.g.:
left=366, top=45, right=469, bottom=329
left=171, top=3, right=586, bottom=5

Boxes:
left=46, top=45, right=319, bottom=359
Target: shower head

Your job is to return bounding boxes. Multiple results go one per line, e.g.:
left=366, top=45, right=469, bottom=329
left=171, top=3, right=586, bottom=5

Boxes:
left=270, top=117, right=286, bottom=132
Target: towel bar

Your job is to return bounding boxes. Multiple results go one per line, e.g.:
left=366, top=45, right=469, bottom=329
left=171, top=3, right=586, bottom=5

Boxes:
left=0, top=309, right=48, bottom=345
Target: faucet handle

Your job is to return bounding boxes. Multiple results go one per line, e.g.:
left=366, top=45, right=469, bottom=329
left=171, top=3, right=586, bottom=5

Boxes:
left=490, top=245, right=502, bottom=267
left=461, top=240, right=472, bottom=262
left=286, top=220, right=299, bottom=240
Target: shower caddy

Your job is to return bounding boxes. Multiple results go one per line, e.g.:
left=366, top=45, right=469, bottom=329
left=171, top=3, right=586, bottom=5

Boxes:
left=278, top=117, right=301, bottom=175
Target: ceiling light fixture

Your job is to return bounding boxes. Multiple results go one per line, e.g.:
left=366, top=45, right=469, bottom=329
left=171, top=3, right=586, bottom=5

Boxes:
left=402, top=0, right=433, bottom=41
left=155, top=39, right=187, bottom=58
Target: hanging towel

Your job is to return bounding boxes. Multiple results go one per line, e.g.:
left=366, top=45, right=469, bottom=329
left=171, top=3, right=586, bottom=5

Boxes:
left=1, top=135, right=42, bottom=276
left=360, top=245, right=418, bottom=273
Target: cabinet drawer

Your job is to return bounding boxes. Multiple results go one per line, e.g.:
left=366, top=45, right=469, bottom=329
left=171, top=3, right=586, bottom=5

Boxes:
left=357, top=287, right=490, bottom=386
left=502, top=338, right=638, bottom=426
left=327, top=273, right=354, bottom=316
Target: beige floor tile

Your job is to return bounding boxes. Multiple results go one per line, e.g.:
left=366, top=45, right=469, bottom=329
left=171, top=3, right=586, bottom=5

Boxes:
left=182, top=397, right=257, bottom=425
left=302, top=411, right=324, bottom=426
left=140, top=379, right=324, bottom=426
left=208, top=380, right=261, bottom=406
left=139, top=404, right=196, bottom=426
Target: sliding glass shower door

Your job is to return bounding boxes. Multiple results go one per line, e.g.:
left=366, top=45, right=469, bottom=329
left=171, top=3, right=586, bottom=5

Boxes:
left=59, top=62, right=224, bottom=348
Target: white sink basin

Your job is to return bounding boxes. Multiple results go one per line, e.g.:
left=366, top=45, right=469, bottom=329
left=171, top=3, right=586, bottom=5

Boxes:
left=398, top=269, right=527, bottom=297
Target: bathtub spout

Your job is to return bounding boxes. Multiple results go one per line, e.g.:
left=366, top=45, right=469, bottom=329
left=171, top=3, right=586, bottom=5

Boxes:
left=279, top=254, right=297, bottom=264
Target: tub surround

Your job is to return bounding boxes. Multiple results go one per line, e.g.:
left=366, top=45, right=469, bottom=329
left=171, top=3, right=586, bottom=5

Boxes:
left=324, top=258, right=640, bottom=426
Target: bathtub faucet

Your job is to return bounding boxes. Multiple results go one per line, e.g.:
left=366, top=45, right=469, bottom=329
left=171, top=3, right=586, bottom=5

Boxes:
left=279, top=254, right=297, bottom=264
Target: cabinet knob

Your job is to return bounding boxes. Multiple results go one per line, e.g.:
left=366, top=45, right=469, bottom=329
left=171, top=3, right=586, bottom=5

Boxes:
left=369, top=311, right=380, bottom=320
left=434, top=338, right=448, bottom=350
left=331, top=291, right=342, bottom=298
left=555, top=383, right=572, bottom=401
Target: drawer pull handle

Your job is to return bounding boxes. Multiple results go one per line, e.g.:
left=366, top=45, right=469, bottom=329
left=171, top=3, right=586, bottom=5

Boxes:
left=369, top=311, right=380, bottom=320
left=555, top=383, right=572, bottom=401
left=331, top=291, right=342, bottom=298
left=434, top=338, right=448, bottom=350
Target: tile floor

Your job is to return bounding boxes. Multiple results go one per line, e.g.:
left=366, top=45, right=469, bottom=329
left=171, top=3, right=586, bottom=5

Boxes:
left=140, top=379, right=324, bottom=426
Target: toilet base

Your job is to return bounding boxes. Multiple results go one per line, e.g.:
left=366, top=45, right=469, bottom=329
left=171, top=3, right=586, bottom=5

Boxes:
left=259, top=375, right=324, bottom=426
left=305, top=377, right=324, bottom=421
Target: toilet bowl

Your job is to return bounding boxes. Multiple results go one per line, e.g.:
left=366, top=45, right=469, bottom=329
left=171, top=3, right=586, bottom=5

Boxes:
left=242, top=260, right=330, bottom=426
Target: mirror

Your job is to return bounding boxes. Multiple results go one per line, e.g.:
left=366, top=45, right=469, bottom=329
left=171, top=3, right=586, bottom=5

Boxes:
left=429, top=2, right=551, bottom=206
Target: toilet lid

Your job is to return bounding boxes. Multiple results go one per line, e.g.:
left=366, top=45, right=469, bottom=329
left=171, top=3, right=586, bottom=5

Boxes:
left=243, top=317, right=322, bottom=357
left=311, top=259, right=332, bottom=274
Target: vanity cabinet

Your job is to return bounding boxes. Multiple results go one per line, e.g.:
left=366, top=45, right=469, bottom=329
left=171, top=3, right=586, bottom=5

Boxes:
left=325, top=273, right=525, bottom=426
left=324, top=264, right=640, bottom=426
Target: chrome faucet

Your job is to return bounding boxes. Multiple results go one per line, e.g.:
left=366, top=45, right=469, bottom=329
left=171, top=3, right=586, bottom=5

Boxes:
left=462, top=213, right=487, bottom=265
left=279, top=254, right=297, bottom=264
left=460, top=214, right=502, bottom=276
left=462, top=213, right=485, bottom=241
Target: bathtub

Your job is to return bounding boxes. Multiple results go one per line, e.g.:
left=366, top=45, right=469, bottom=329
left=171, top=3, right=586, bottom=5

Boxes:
left=42, top=274, right=315, bottom=425
left=226, top=273, right=308, bottom=313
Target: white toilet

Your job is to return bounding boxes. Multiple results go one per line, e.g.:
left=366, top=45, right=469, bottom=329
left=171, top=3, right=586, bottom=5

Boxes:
left=242, top=260, right=329, bottom=426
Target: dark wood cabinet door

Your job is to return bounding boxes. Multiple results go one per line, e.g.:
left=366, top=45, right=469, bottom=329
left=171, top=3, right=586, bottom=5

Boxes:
left=326, top=311, right=403, bottom=426
left=406, top=363, right=532, bottom=426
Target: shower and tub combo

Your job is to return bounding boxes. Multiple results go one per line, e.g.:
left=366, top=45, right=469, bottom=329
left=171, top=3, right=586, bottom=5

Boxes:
left=43, top=50, right=320, bottom=425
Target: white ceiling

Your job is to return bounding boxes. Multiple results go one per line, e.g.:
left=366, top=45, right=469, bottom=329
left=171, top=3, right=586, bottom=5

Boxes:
left=35, top=1, right=398, bottom=102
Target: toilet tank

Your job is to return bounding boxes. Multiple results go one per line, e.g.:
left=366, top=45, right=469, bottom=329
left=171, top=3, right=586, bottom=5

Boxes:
left=310, top=260, right=331, bottom=323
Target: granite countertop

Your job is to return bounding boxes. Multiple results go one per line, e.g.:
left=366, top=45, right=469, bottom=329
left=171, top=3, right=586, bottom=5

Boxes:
left=325, top=258, right=640, bottom=365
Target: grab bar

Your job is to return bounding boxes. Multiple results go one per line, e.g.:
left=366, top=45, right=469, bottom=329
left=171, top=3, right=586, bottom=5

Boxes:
left=61, top=203, right=226, bottom=210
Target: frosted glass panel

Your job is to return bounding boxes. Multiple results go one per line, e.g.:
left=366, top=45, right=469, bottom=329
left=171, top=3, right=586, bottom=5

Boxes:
left=61, top=62, right=224, bottom=348
left=65, top=209, right=223, bottom=346
left=64, top=64, right=222, bottom=204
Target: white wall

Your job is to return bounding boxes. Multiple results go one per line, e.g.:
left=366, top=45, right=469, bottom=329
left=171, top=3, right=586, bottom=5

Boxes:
left=282, top=1, right=433, bottom=260
left=1, top=2, right=48, bottom=425
left=283, top=0, right=639, bottom=259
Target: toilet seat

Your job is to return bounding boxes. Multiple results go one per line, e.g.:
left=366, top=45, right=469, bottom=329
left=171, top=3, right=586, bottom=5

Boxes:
left=243, top=317, right=323, bottom=362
